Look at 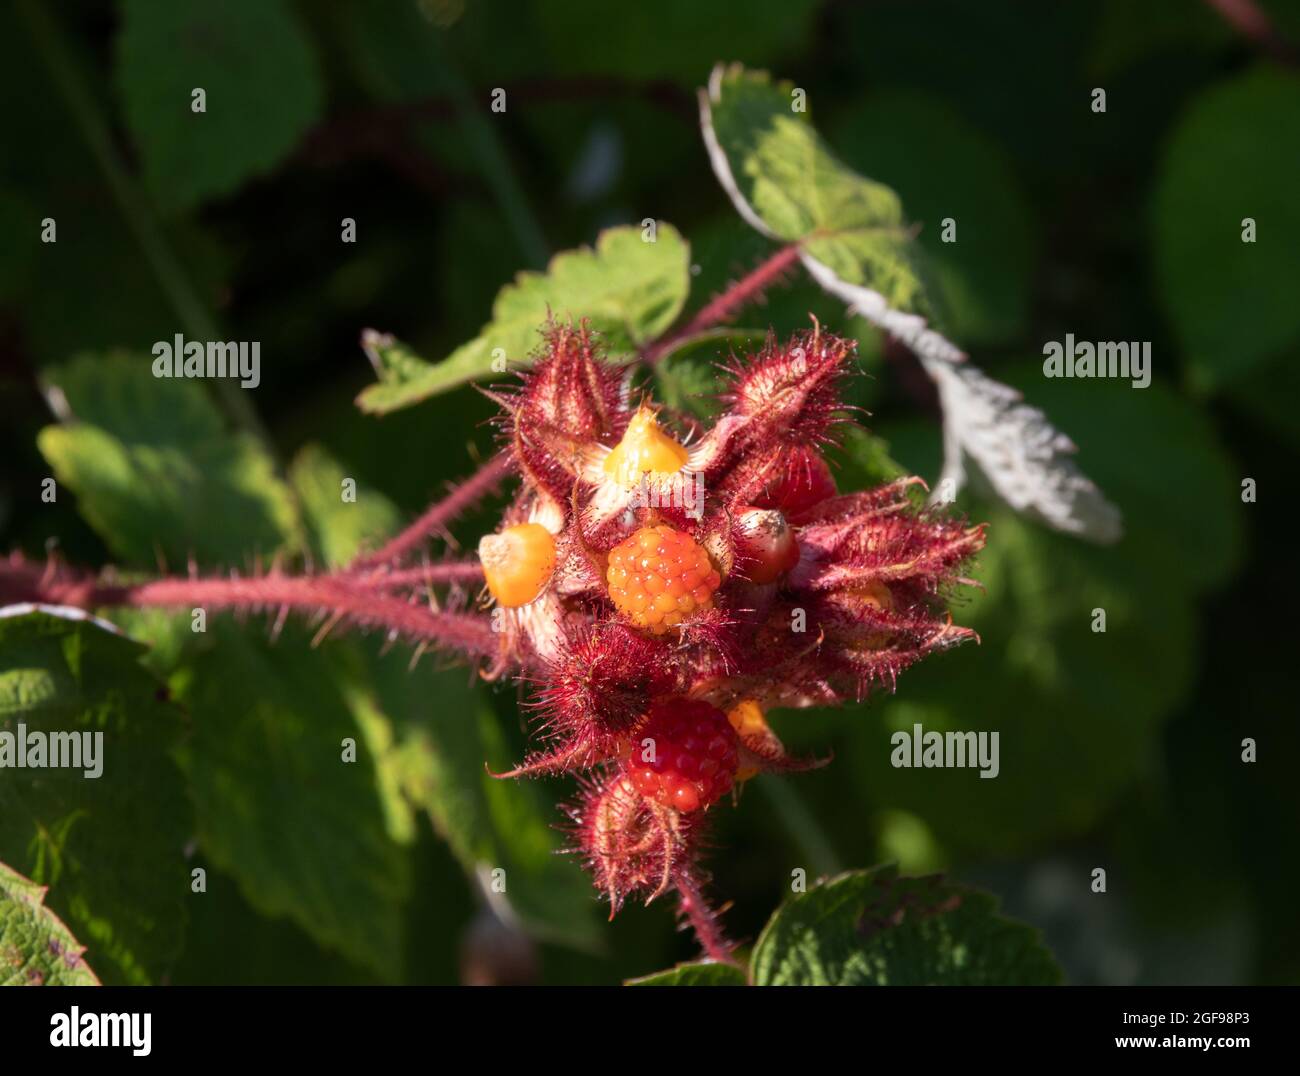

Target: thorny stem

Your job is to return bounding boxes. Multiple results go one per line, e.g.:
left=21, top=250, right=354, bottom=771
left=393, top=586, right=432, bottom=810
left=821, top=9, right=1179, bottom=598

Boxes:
left=2, top=446, right=511, bottom=667
left=359, top=562, right=485, bottom=588
left=673, top=870, right=741, bottom=967
left=643, top=243, right=803, bottom=365
left=350, top=452, right=514, bottom=570
left=0, top=558, right=499, bottom=662
left=2, top=419, right=507, bottom=653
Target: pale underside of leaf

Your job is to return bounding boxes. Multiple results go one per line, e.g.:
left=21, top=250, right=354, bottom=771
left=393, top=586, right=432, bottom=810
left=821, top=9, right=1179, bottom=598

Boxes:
left=800, top=251, right=965, bottom=365
left=923, top=358, right=1123, bottom=543
left=805, top=262, right=1121, bottom=542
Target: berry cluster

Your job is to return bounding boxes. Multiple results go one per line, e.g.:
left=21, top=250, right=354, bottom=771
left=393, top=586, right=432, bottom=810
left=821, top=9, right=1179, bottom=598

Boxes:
left=0, top=316, right=985, bottom=967
left=476, top=320, right=985, bottom=956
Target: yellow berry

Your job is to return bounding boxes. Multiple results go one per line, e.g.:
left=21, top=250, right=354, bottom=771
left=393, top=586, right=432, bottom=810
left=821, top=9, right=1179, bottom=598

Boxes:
left=478, top=523, right=556, bottom=608
left=602, top=407, right=688, bottom=487
left=726, top=699, right=770, bottom=782
left=606, top=525, right=720, bottom=635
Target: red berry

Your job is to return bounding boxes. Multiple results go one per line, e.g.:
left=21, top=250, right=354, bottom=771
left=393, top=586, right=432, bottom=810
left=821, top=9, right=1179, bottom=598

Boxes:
left=753, top=446, right=836, bottom=520
left=621, top=698, right=739, bottom=812
left=733, top=507, right=799, bottom=583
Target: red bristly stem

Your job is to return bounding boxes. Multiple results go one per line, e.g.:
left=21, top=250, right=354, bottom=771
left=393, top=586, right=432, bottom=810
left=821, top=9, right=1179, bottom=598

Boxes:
left=643, top=242, right=802, bottom=364
left=358, top=562, right=485, bottom=588
left=350, top=452, right=514, bottom=569
left=0, top=558, right=498, bottom=660
left=1, top=450, right=505, bottom=660
left=673, top=870, right=740, bottom=966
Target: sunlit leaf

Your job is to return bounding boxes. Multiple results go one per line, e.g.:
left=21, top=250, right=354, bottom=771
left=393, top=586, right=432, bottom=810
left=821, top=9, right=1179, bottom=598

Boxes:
left=357, top=224, right=691, bottom=412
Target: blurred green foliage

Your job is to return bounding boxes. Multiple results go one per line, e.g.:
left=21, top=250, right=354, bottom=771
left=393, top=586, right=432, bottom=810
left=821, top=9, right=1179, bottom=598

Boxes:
left=1, top=0, right=1296, bottom=984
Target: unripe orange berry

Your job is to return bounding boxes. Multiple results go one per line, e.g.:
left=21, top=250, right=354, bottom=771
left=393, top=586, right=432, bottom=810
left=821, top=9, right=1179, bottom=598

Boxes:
left=478, top=523, right=556, bottom=608
left=733, top=507, right=799, bottom=583
left=602, top=406, right=688, bottom=487
left=854, top=580, right=893, bottom=611
left=606, top=525, right=721, bottom=635
left=726, top=698, right=771, bottom=782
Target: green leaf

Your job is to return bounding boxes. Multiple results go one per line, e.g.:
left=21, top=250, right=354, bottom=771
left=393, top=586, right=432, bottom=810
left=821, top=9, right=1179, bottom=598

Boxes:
left=365, top=656, right=601, bottom=950
left=356, top=223, right=691, bottom=413
left=163, top=623, right=412, bottom=981
left=831, top=93, right=1035, bottom=346
left=650, top=328, right=765, bottom=420
left=705, top=67, right=922, bottom=300
left=750, top=866, right=1062, bottom=985
left=288, top=442, right=401, bottom=568
left=353, top=331, right=440, bottom=418
left=703, top=69, right=916, bottom=294
left=698, top=70, right=1117, bottom=540
left=170, top=864, right=382, bottom=985
left=1152, top=67, right=1300, bottom=389
left=115, top=0, right=324, bottom=213
left=0, top=608, right=191, bottom=985
left=627, top=960, right=747, bottom=986
left=0, top=859, right=100, bottom=986
left=833, top=426, right=908, bottom=491
left=701, top=65, right=963, bottom=365
left=287, top=440, right=596, bottom=949
left=37, top=352, right=300, bottom=567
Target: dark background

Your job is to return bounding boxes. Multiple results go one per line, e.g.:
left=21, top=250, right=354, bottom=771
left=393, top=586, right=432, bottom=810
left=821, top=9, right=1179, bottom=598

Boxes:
left=1, top=0, right=1297, bottom=985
